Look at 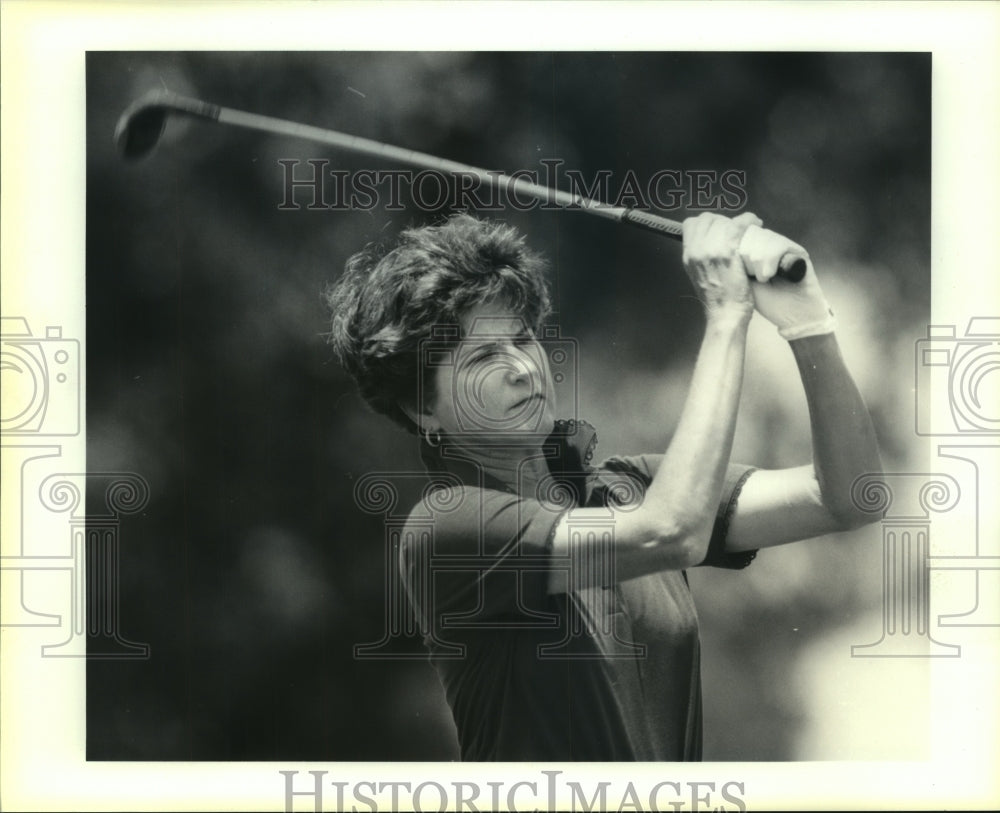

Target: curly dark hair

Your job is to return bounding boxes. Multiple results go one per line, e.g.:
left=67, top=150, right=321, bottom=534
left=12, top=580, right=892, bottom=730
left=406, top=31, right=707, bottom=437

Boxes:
left=324, top=214, right=552, bottom=433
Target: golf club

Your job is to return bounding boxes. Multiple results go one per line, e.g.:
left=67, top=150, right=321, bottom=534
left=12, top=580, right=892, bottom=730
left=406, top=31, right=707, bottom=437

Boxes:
left=114, top=89, right=807, bottom=282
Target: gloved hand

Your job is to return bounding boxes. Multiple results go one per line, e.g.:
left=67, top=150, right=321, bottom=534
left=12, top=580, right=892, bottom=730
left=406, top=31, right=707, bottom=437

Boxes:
left=738, top=225, right=836, bottom=340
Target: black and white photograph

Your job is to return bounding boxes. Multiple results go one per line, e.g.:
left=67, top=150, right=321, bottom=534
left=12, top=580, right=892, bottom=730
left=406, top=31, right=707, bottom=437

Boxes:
left=85, top=48, right=920, bottom=765
left=2, top=2, right=999, bottom=811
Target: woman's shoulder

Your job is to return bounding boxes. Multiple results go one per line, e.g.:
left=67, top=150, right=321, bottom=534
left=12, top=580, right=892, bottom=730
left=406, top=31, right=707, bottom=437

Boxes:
left=403, top=479, right=523, bottom=526
left=401, top=479, right=565, bottom=556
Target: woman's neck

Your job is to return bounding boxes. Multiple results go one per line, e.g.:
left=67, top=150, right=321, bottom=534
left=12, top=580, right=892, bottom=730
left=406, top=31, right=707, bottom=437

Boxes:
left=441, top=436, right=553, bottom=497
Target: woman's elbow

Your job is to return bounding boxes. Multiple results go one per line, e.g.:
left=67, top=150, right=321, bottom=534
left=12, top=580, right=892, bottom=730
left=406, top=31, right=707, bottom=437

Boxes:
left=643, top=514, right=712, bottom=569
left=829, top=504, right=881, bottom=532
left=840, top=457, right=886, bottom=530
left=820, top=455, right=885, bottom=532
left=826, top=479, right=884, bottom=531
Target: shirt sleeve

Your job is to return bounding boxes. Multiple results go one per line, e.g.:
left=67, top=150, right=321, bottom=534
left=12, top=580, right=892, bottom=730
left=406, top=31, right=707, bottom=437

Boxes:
left=600, top=454, right=759, bottom=570
left=399, top=485, right=567, bottom=628
left=698, top=463, right=758, bottom=569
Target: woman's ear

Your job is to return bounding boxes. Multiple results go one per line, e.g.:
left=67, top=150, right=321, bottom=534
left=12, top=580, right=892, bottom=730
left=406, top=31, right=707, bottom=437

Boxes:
left=399, top=400, right=438, bottom=435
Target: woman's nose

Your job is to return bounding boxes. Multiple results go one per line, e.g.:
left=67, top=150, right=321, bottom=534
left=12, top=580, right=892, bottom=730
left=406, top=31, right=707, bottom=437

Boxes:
left=505, top=345, right=542, bottom=383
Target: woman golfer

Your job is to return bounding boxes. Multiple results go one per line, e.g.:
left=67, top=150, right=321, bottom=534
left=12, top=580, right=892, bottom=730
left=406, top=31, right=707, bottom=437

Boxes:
left=325, top=211, right=881, bottom=760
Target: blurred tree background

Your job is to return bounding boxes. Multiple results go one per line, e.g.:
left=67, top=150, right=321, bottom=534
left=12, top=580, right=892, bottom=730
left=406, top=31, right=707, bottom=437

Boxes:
left=86, top=51, right=930, bottom=761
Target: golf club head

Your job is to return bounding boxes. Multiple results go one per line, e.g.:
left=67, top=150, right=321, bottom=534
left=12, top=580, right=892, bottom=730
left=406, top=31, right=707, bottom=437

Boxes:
left=114, top=90, right=221, bottom=160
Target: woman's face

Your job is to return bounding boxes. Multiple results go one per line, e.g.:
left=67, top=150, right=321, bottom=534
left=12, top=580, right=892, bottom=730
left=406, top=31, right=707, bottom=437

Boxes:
left=423, top=300, right=556, bottom=441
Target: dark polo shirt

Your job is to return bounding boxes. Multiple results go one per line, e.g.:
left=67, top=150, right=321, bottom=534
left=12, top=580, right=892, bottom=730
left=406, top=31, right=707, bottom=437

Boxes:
left=399, top=420, right=756, bottom=761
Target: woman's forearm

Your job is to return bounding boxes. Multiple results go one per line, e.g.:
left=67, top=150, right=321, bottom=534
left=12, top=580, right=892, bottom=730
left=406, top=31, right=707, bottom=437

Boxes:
left=637, top=308, right=751, bottom=566
left=789, top=332, right=883, bottom=528
left=551, top=212, right=763, bottom=587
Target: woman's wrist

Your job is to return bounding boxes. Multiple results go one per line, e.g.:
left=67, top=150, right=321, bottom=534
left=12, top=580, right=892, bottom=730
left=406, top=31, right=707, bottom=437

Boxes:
left=704, top=302, right=753, bottom=332
left=787, top=330, right=839, bottom=361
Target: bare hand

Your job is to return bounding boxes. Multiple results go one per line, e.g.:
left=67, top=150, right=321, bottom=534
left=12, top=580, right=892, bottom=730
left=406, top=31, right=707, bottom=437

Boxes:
left=681, top=212, right=761, bottom=318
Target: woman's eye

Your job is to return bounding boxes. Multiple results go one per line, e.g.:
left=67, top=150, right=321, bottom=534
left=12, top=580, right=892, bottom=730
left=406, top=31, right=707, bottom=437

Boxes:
left=471, top=349, right=499, bottom=364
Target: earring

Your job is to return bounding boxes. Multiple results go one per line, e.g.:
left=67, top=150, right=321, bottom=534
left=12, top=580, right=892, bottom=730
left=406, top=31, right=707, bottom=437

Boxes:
left=424, top=428, right=442, bottom=447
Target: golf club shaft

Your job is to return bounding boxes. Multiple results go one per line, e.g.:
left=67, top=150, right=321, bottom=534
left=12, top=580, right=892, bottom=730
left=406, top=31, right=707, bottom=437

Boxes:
left=117, top=91, right=806, bottom=279
left=221, top=105, right=631, bottom=222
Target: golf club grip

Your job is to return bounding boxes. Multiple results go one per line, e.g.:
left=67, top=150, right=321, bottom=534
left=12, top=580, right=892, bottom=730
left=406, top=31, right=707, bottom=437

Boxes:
left=620, top=208, right=807, bottom=283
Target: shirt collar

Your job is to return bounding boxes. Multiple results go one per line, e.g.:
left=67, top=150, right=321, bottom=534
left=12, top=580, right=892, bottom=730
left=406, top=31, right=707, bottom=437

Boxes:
left=419, top=419, right=598, bottom=498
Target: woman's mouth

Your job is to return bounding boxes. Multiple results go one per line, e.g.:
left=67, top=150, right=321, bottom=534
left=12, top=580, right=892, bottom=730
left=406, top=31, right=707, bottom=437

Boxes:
left=510, top=393, right=545, bottom=411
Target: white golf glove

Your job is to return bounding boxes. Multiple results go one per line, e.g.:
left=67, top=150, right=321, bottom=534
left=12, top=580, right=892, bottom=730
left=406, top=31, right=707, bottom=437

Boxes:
left=738, top=225, right=836, bottom=340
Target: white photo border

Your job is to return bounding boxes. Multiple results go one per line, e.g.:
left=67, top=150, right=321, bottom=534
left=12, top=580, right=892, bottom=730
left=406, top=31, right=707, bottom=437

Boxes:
left=2, top=1, right=998, bottom=811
